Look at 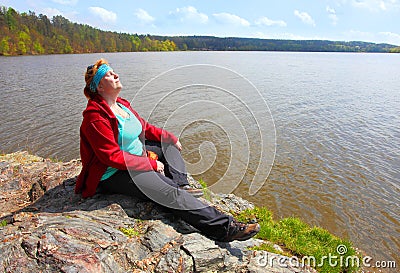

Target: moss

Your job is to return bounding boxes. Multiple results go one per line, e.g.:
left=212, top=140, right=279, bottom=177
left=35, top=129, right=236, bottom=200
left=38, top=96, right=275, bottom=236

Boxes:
left=198, top=178, right=212, bottom=201
left=119, top=220, right=147, bottom=238
left=236, top=207, right=359, bottom=273
left=0, top=220, right=7, bottom=227
left=119, top=227, right=140, bottom=238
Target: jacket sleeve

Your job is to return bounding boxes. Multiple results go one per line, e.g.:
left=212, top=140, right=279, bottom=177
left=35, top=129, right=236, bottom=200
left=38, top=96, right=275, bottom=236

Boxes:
left=84, top=119, right=158, bottom=171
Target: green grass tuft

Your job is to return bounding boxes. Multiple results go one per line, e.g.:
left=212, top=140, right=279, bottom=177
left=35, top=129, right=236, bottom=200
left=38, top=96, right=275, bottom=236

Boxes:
left=236, top=207, right=359, bottom=273
left=198, top=178, right=212, bottom=201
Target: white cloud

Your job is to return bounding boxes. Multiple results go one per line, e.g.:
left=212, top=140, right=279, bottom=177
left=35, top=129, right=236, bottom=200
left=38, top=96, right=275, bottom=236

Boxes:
left=379, top=31, right=400, bottom=45
left=134, top=8, right=155, bottom=25
left=89, top=7, right=117, bottom=24
left=326, top=6, right=335, bottom=14
left=350, top=0, right=400, bottom=11
left=256, top=29, right=367, bottom=42
left=342, top=29, right=399, bottom=45
left=39, top=7, right=78, bottom=21
left=294, top=10, right=316, bottom=26
left=326, top=6, right=339, bottom=25
left=343, top=29, right=376, bottom=42
left=351, top=0, right=383, bottom=10
left=213, top=12, right=250, bottom=27
left=42, top=7, right=63, bottom=18
left=255, top=16, right=287, bottom=27
left=170, top=6, right=208, bottom=24
left=253, top=31, right=313, bottom=40
left=51, top=0, right=78, bottom=5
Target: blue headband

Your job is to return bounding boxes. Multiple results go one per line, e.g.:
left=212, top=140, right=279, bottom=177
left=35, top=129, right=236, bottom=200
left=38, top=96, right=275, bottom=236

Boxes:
left=90, top=64, right=112, bottom=92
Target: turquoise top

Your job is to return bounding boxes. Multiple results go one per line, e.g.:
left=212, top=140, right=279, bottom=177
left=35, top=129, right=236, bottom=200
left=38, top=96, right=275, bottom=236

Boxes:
left=101, top=104, right=143, bottom=180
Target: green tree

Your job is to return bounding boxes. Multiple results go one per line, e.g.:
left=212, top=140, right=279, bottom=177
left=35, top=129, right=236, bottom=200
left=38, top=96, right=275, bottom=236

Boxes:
left=389, top=47, right=400, bottom=53
left=18, top=30, right=31, bottom=52
left=17, top=40, right=26, bottom=54
left=5, top=7, right=17, bottom=30
left=160, top=39, right=176, bottom=51
left=140, top=36, right=152, bottom=51
left=0, top=36, right=10, bottom=55
left=51, top=34, right=73, bottom=53
left=130, top=35, right=141, bottom=51
left=38, top=14, right=52, bottom=36
left=33, top=40, right=44, bottom=54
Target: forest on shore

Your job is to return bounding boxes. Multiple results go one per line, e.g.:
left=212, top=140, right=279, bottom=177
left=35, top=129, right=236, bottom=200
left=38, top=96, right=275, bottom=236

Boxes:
left=1, top=6, right=399, bottom=56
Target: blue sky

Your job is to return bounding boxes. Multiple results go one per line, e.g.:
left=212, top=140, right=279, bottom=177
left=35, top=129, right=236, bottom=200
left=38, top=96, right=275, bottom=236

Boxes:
left=1, top=0, right=399, bottom=45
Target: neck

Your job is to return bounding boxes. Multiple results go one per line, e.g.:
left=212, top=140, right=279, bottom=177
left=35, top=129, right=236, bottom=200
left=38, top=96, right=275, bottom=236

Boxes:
left=105, top=97, right=118, bottom=108
left=100, top=93, right=119, bottom=108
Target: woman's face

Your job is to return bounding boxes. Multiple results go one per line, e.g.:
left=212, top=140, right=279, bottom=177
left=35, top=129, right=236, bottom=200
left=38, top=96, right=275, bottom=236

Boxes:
left=98, top=70, right=122, bottom=93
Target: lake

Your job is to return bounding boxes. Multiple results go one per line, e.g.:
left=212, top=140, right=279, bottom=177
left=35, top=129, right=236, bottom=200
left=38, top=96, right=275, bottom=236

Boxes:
left=0, top=51, right=399, bottom=267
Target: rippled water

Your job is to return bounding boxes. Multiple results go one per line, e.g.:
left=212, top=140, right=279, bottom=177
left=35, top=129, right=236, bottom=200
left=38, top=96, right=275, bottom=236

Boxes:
left=0, top=52, right=399, bottom=266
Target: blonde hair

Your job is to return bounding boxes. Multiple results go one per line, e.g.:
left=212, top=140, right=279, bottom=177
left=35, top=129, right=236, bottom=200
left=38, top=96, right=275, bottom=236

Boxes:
left=84, top=58, right=109, bottom=99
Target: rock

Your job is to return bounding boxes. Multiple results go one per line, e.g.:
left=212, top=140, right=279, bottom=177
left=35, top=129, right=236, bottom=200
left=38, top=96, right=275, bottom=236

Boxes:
left=0, top=152, right=317, bottom=273
left=0, top=152, right=81, bottom=218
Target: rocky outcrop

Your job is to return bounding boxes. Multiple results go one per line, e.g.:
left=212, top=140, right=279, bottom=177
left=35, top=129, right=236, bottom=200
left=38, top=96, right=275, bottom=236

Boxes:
left=0, top=152, right=316, bottom=272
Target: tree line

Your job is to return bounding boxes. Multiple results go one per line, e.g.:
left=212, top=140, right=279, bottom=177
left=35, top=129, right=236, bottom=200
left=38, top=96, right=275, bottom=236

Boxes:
left=1, top=5, right=399, bottom=56
left=153, top=35, right=400, bottom=53
left=0, top=6, right=177, bottom=55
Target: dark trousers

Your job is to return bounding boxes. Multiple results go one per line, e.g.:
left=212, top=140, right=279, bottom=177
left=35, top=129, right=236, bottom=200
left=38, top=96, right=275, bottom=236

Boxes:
left=99, top=142, right=232, bottom=241
left=145, top=141, right=189, bottom=186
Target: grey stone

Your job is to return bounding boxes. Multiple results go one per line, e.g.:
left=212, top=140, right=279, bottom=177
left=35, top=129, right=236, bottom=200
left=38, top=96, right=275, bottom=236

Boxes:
left=0, top=152, right=317, bottom=273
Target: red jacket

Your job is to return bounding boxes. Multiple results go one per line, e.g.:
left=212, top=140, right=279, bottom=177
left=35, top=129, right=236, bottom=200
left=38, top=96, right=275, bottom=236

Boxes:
left=75, top=95, right=178, bottom=198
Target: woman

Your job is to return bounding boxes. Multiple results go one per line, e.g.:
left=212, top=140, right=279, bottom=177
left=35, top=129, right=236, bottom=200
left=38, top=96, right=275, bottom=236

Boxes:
left=75, top=58, right=260, bottom=242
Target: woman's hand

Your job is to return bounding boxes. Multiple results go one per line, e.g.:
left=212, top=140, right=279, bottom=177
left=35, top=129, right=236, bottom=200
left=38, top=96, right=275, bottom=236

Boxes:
left=174, top=140, right=182, bottom=151
left=156, top=160, right=165, bottom=174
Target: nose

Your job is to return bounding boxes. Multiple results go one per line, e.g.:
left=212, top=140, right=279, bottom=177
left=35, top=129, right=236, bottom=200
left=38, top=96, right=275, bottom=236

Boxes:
left=112, top=71, right=119, bottom=78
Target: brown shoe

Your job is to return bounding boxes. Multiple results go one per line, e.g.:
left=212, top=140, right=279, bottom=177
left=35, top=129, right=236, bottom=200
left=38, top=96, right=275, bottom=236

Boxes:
left=221, top=220, right=260, bottom=242
left=179, top=185, right=204, bottom=198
